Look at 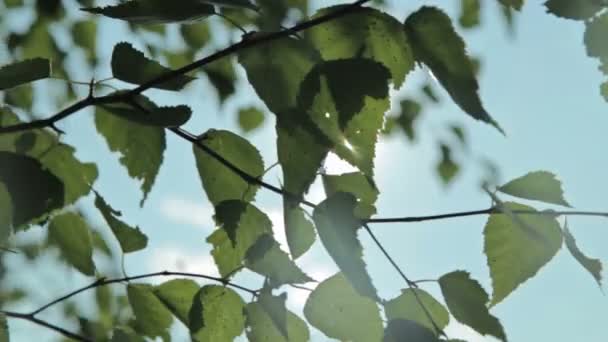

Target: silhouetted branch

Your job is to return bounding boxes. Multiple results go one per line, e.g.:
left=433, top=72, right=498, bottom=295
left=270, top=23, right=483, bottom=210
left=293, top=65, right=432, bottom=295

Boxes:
left=1, top=310, right=91, bottom=342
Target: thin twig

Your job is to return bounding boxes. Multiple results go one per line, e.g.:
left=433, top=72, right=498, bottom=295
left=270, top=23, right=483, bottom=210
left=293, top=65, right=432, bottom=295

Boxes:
left=2, top=310, right=91, bottom=342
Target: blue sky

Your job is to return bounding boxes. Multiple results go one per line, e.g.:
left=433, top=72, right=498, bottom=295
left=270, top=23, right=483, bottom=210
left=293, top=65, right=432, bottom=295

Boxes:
left=4, top=0, right=608, bottom=341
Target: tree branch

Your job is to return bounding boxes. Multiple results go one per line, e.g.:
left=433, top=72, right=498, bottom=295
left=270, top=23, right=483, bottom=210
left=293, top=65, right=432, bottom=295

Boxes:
left=2, top=310, right=91, bottom=342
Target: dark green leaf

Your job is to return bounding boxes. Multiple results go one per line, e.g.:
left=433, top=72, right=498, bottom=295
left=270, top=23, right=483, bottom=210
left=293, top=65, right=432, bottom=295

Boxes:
left=322, top=172, right=379, bottom=219
left=384, top=289, right=450, bottom=334
left=193, top=130, right=264, bottom=206
left=257, top=290, right=288, bottom=340
left=127, top=284, right=173, bottom=337
left=439, top=271, right=506, bottom=341
left=405, top=7, right=503, bottom=133
left=48, top=212, right=96, bottom=276
left=208, top=201, right=272, bottom=277
left=584, top=12, right=608, bottom=66
left=459, top=0, right=481, bottom=28
left=484, top=202, right=563, bottom=306
left=545, top=0, right=606, bottom=20
left=82, top=0, right=215, bottom=24
left=245, top=234, right=313, bottom=286
left=111, top=326, right=144, bottom=342
left=0, top=312, right=9, bottom=342
left=601, top=81, right=608, bottom=101
left=283, top=201, right=316, bottom=259
left=396, top=99, right=422, bottom=141
left=100, top=95, right=192, bottom=127
left=238, top=107, right=265, bottom=133
left=189, top=285, right=245, bottom=341
left=181, top=22, right=211, bottom=50
left=313, top=192, right=378, bottom=300
left=95, top=106, right=165, bottom=205
left=307, top=6, right=414, bottom=88
left=304, top=273, right=383, bottom=342
left=563, top=223, right=603, bottom=287
left=499, top=0, right=524, bottom=10
left=71, top=20, right=97, bottom=63
left=383, top=319, right=440, bottom=342
left=111, top=42, right=195, bottom=91
left=0, top=151, right=64, bottom=229
left=245, top=299, right=310, bottom=342
left=298, top=59, right=391, bottom=175
left=497, top=171, right=571, bottom=207
left=0, top=185, right=11, bottom=245
left=202, top=0, right=258, bottom=10
left=204, top=58, right=236, bottom=103
left=154, top=279, right=200, bottom=325
left=94, top=193, right=148, bottom=253
left=0, top=58, right=50, bottom=90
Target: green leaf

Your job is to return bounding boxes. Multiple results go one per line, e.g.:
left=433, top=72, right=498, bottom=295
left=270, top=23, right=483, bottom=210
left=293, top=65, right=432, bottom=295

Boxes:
left=245, top=298, right=310, bottom=342
left=304, top=273, right=383, bottom=342
left=384, top=289, right=450, bottom=334
left=0, top=312, right=9, bottom=342
left=111, top=326, right=144, bottom=342
left=95, top=106, right=165, bottom=205
left=439, top=271, right=506, bottom=341
left=111, top=42, right=195, bottom=91
left=189, top=285, right=245, bottom=342
left=245, top=234, right=313, bottom=286
left=127, top=284, right=173, bottom=337
left=201, top=0, right=258, bottom=10
left=484, top=202, right=563, bottom=306
left=307, top=6, right=414, bottom=88
left=0, top=151, right=64, bottom=229
left=545, top=0, right=606, bottom=20
left=208, top=201, right=272, bottom=277
left=82, top=0, right=215, bottom=24
left=154, top=279, right=200, bottom=325
left=436, top=144, right=459, bottom=185
left=0, top=185, right=11, bottom=245
left=396, top=99, right=422, bottom=141
left=0, top=58, right=50, bottom=90
left=94, top=193, right=148, bottom=253
left=239, top=37, right=321, bottom=114
left=48, top=212, right=96, bottom=276
left=313, top=192, right=378, bottom=300
left=563, top=222, right=603, bottom=287
left=497, top=171, right=571, bottom=207
left=298, top=58, right=391, bottom=175
left=323, top=171, right=379, bottom=219
left=499, top=0, right=524, bottom=10
left=459, top=0, right=481, bottom=28
left=601, top=81, right=608, bottom=102
left=193, top=130, right=264, bottom=206
left=383, top=319, right=440, bottom=342
left=238, top=107, right=265, bottom=133
left=405, top=7, right=503, bottom=133
left=100, top=94, right=192, bottom=127
left=204, top=58, right=237, bottom=103
left=283, top=201, right=316, bottom=259
left=584, top=12, right=608, bottom=66
left=181, top=22, right=211, bottom=50
left=257, top=290, right=288, bottom=339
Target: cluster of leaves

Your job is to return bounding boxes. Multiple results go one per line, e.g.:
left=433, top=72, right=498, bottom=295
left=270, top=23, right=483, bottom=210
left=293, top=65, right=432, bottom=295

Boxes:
left=0, top=0, right=607, bottom=341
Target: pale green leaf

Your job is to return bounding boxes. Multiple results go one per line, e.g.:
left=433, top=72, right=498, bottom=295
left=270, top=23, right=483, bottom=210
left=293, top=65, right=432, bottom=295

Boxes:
left=0, top=58, right=50, bottom=90
left=48, top=212, right=96, bottom=276
left=257, top=290, right=288, bottom=340
left=284, top=201, right=316, bottom=259
left=545, top=0, right=606, bottom=20
left=563, top=223, right=603, bottom=287
left=307, top=6, right=414, bottom=88
left=245, top=299, right=309, bottom=342
left=127, top=284, right=173, bottom=337
left=238, top=107, right=265, bottom=133
left=439, top=271, right=506, bottom=341
left=484, top=202, right=563, bottom=306
left=498, top=171, right=571, bottom=207
left=245, top=234, right=313, bottom=286
left=180, top=22, right=210, bottom=50
left=304, top=273, right=383, bottom=342
left=95, top=193, right=148, bottom=253
left=405, top=7, right=503, bottom=133
left=95, top=106, right=165, bottom=205
left=313, top=193, right=378, bottom=300
left=436, top=144, right=459, bottom=185
left=322, top=171, right=378, bottom=219
left=189, top=285, right=245, bottom=342
left=111, top=42, right=195, bottom=90
left=383, top=319, right=440, bottom=342
left=154, top=279, right=200, bottom=325
left=384, top=289, right=450, bottom=334
left=208, top=201, right=272, bottom=277
left=82, top=0, right=215, bottom=24
left=193, top=130, right=264, bottom=206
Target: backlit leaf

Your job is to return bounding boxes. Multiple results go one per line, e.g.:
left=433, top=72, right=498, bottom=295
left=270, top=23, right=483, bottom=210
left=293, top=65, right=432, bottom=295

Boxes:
left=304, top=273, right=383, bottom=342
left=283, top=201, right=316, bottom=259
left=154, top=279, right=200, bottom=325
left=0, top=58, right=50, bottom=90
left=193, top=130, right=264, bottom=206
left=484, top=202, right=563, bottom=305
left=111, top=42, right=195, bottom=91
left=383, top=319, right=439, bottom=342
left=322, top=171, right=379, bottom=219
left=405, top=7, right=503, bottom=133
left=245, top=297, right=309, bottom=342
left=94, top=193, right=148, bottom=253
left=238, top=107, right=265, bottom=133
left=307, top=6, right=414, bottom=88
left=563, top=222, right=603, bottom=287
left=100, top=94, right=192, bottom=127
left=48, top=212, right=96, bottom=276
left=498, top=171, right=571, bottom=207
left=313, top=192, right=378, bottom=300
left=82, top=0, right=215, bottom=24
left=189, top=285, right=245, bottom=342
left=439, top=271, right=506, bottom=341
left=127, top=284, right=173, bottom=337
left=384, top=288, right=450, bottom=334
